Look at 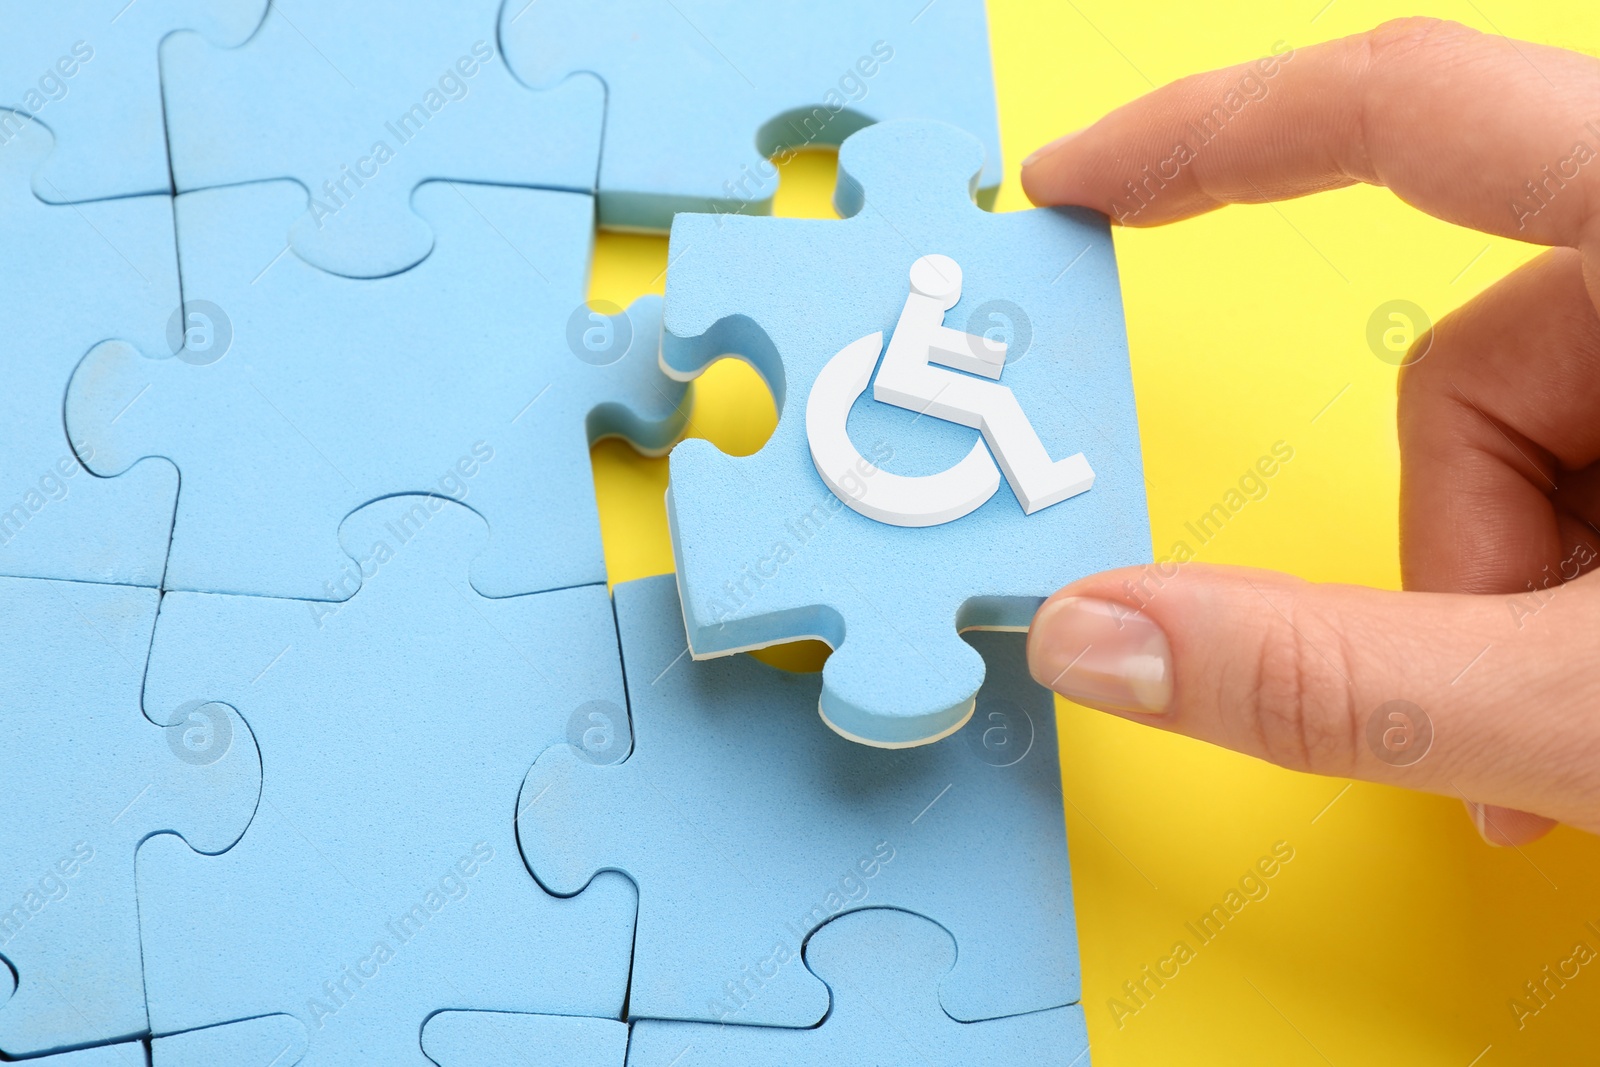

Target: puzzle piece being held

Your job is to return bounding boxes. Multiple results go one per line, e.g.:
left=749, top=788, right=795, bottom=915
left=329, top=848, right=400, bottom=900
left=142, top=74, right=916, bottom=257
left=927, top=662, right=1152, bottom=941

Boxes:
left=520, top=574, right=1079, bottom=1028
left=628, top=909, right=1090, bottom=1067
left=662, top=119, right=1149, bottom=747
left=502, top=0, right=1000, bottom=231
left=161, top=0, right=602, bottom=277
left=1, top=1, right=266, bottom=203
left=0, top=577, right=260, bottom=1056
left=135, top=497, right=636, bottom=1067
left=0, top=115, right=177, bottom=586
left=67, top=180, right=685, bottom=601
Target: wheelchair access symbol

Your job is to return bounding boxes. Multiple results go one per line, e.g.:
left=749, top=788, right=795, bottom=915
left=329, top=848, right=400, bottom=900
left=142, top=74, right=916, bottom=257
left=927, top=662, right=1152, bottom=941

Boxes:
left=805, top=254, right=1094, bottom=527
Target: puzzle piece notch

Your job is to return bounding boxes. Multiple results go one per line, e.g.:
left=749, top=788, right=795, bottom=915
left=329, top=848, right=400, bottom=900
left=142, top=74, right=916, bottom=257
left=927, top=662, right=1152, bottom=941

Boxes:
left=136, top=495, right=636, bottom=1067
left=662, top=471, right=995, bottom=747
left=501, top=0, right=1001, bottom=231
left=0, top=577, right=261, bottom=1056
left=519, top=573, right=1078, bottom=1028
left=161, top=0, right=603, bottom=277
left=3, top=1, right=268, bottom=203
left=421, top=1011, right=627, bottom=1067
left=66, top=179, right=687, bottom=600
left=628, top=909, right=1090, bottom=1067
left=0, top=114, right=178, bottom=586
left=660, top=118, right=1150, bottom=746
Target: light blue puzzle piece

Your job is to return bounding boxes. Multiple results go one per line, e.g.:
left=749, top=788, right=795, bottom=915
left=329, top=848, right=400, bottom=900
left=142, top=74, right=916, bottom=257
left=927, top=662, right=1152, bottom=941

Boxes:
left=24, top=1040, right=150, bottom=1067
left=422, top=1012, right=627, bottom=1067
left=0, top=114, right=177, bottom=586
left=66, top=180, right=686, bottom=601
left=502, top=0, right=1000, bottom=231
left=629, top=909, right=1090, bottom=1067
left=161, top=0, right=603, bottom=277
left=135, top=496, right=637, bottom=1067
left=0, top=0, right=265, bottom=203
left=153, top=1014, right=307, bottom=1067
left=661, top=119, right=1150, bottom=747
left=0, top=576, right=261, bottom=1056
left=519, top=574, right=1078, bottom=1028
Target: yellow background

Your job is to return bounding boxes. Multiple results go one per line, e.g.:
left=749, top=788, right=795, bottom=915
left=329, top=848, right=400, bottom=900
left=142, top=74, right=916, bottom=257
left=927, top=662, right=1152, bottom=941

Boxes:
left=586, top=3, right=1600, bottom=1063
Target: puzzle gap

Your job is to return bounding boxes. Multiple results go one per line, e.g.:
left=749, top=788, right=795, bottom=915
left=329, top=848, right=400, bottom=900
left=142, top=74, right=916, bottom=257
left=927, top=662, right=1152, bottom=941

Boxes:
left=770, top=149, right=844, bottom=221
left=754, top=108, right=875, bottom=167
left=588, top=150, right=837, bottom=673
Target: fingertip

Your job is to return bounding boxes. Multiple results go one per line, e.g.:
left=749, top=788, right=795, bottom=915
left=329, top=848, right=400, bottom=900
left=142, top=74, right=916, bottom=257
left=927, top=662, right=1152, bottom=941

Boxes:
left=1026, top=594, right=1173, bottom=715
left=1464, top=801, right=1557, bottom=846
left=1019, top=129, right=1087, bottom=207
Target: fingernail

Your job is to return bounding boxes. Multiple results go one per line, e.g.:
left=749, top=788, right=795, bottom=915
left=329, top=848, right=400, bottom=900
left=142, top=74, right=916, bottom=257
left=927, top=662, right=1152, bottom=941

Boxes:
left=1028, top=597, right=1173, bottom=714
left=1021, top=128, right=1086, bottom=169
left=1465, top=801, right=1506, bottom=848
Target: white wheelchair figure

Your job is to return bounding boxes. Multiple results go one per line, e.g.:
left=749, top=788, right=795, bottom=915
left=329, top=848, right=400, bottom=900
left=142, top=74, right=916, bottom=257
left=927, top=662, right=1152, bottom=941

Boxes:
left=807, top=254, right=1095, bottom=527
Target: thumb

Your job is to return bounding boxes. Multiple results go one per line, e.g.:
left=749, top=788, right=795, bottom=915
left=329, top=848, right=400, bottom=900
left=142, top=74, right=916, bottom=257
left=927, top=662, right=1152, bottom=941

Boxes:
left=1026, top=562, right=1600, bottom=835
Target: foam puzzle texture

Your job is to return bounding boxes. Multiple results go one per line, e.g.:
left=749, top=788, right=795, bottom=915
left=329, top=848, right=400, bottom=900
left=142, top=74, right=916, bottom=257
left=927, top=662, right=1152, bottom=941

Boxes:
left=1, top=2, right=267, bottom=203
left=503, top=0, right=1002, bottom=231
left=150, top=1013, right=308, bottom=1067
left=67, top=181, right=686, bottom=601
left=663, top=119, right=1149, bottom=747
left=0, top=116, right=177, bottom=587
left=0, top=577, right=260, bottom=1056
left=628, top=909, right=1091, bottom=1067
left=521, top=574, right=1078, bottom=1027
left=135, top=497, right=636, bottom=1066
left=162, top=0, right=603, bottom=277
left=422, top=1011, right=628, bottom=1067
left=25, top=1041, right=150, bottom=1067
left=1, top=4, right=1099, bottom=1063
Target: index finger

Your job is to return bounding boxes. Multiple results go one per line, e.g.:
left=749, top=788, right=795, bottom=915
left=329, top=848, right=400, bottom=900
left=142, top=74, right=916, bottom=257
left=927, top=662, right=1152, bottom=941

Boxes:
left=1021, top=19, right=1600, bottom=256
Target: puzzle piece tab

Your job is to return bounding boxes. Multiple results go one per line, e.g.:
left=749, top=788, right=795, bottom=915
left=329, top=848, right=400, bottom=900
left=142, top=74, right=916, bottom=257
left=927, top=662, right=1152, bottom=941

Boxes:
left=161, top=0, right=603, bottom=277
left=519, top=573, right=1078, bottom=1028
left=1, top=1, right=266, bottom=203
left=422, top=1012, right=627, bottom=1067
left=0, top=576, right=260, bottom=1056
left=135, top=497, right=636, bottom=1067
left=66, top=180, right=686, bottom=601
left=502, top=0, right=1001, bottom=231
left=628, top=909, right=1090, bottom=1067
left=662, top=119, right=1150, bottom=746
left=0, top=114, right=177, bottom=586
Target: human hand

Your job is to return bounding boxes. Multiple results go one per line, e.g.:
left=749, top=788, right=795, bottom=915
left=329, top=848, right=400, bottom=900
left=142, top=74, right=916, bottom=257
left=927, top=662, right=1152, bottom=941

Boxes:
left=1020, top=18, right=1600, bottom=845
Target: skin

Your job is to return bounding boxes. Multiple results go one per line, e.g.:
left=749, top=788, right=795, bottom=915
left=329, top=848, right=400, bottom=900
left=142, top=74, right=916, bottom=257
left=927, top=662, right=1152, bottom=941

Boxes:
left=1021, top=18, right=1600, bottom=845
